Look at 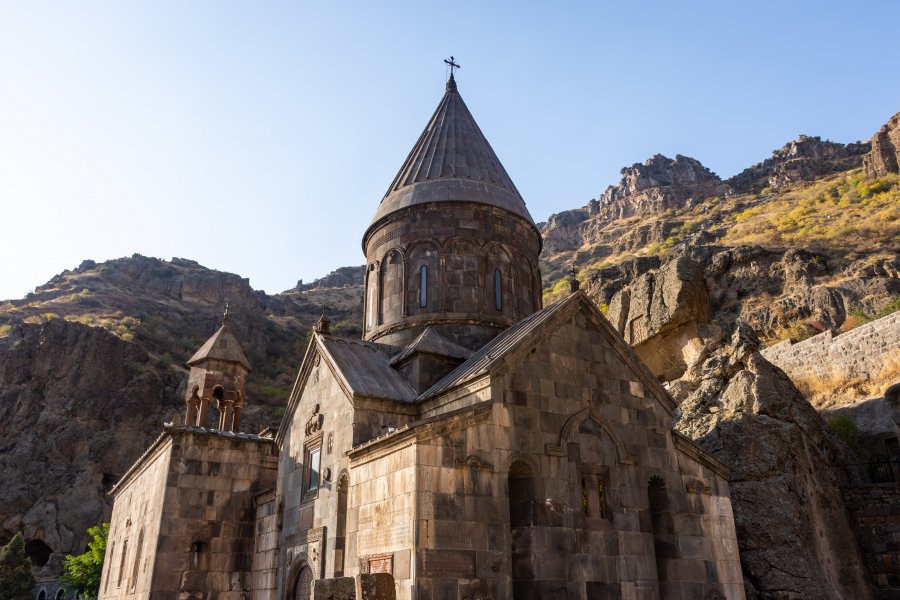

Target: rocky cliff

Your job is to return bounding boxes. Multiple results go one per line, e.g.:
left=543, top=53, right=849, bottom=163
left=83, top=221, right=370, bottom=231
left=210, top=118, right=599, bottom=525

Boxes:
left=543, top=154, right=728, bottom=253
left=0, top=319, right=181, bottom=578
left=864, top=112, right=900, bottom=177
left=728, top=135, right=869, bottom=193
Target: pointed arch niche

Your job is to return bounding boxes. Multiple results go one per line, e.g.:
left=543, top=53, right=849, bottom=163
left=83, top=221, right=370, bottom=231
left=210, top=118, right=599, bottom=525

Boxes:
left=378, top=249, right=404, bottom=325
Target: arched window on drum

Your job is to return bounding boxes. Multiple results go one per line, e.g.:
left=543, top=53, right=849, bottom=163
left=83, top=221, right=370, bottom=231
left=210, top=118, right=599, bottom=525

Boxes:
left=486, top=244, right=513, bottom=315
left=408, top=242, right=439, bottom=314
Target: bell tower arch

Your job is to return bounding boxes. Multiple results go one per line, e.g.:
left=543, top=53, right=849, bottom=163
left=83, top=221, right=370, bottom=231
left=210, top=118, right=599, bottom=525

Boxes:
left=183, top=306, right=252, bottom=432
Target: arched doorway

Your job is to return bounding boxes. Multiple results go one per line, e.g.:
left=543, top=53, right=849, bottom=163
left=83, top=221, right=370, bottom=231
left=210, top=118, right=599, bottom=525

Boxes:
left=290, top=562, right=314, bottom=600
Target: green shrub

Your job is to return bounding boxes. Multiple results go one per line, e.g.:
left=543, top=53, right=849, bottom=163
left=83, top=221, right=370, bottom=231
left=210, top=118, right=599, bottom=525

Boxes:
left=0, top=532, right=36, bottom=598
left=827, top=414, right=860, bottom=450
left=61, top=523, right=108, bottom=599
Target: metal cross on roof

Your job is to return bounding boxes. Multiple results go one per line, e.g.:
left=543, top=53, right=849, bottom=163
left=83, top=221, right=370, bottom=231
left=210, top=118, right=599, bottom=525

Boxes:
left=223, top=302, right=231, bottom=325
left=444, top=56, right=460, bottom=76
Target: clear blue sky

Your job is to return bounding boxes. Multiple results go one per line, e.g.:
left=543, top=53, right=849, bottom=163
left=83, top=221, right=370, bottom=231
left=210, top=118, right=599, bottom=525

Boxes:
left=2, top=1, right=898, bottom=300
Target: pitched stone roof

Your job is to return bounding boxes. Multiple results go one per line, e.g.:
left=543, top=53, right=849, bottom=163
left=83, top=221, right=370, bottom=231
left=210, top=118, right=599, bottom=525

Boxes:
left=417, top=295, right=571, bottom=400
left=318, top=335, right=417, bottom=403
left=389, top=327, right=473, bottom=366
left=369, top=77, right=536, bottom=229
left=187, top=324, right=252, bottom=371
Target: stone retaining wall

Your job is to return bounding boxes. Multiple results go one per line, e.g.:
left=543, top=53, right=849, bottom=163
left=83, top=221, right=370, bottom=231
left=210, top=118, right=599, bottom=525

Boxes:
left=761, top=311, right=900, bottom=386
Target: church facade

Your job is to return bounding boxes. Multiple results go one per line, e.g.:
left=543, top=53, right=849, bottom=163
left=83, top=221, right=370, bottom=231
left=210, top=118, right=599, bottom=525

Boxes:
left=99, top=72, right=744, bottom=600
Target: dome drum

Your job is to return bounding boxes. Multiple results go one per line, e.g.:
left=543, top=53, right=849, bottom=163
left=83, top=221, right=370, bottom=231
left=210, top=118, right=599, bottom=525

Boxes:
left=363, top=203, right=541, bottom=350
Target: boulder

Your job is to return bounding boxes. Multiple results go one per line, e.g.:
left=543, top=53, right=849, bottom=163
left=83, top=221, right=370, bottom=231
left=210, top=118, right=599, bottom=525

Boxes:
left=608, top=255, right=712, bottom=380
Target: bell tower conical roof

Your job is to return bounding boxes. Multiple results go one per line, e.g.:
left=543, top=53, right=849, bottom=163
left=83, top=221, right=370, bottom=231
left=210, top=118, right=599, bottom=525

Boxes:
left=367, top=75, right=537, bottom=233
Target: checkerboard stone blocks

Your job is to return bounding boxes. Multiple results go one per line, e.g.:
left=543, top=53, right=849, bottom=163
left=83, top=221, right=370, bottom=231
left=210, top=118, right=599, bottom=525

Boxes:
left=358, top=572, right=396, bottom=600
left=314, top=576, right=356, bottom=600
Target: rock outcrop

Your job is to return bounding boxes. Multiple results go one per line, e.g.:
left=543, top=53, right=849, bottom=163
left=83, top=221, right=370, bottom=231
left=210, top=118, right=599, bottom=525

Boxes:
left=675, top=328, right=872, bottom=599
left=607, top=255, right=712, bottom=380
left=863, top=112, right=900, bottom=177
left=593, top=154, right=728, bottom=221
left=587, top=244, right=900, bottom=341
left=542, top=154, right=726, bottom=253
left=0, top=319, right=181, bottom=577
left=294, top=265, right=366, bottom=291
left=728, top=136, right=869, bottom=193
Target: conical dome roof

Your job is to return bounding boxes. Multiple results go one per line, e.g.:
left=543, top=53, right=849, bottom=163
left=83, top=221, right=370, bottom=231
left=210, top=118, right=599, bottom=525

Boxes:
left=368, top=76, right=536, bottom=229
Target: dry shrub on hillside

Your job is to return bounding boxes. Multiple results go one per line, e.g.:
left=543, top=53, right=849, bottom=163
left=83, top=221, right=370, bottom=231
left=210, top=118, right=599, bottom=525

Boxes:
left=723, top=170, right=900, bottom=252
left=794, top=354, right=900, bottom=409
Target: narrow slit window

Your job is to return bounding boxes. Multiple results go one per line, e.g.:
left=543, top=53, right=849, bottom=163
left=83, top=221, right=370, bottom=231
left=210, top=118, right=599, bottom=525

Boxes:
left=118, top=539, right=128, bottom=587
left=597, top=481, right=607, bottom=518
left=367, top=285, right=374, bottom=330
left=494, top=269, right=502, bottom=310
left=420, top=265, right=428, bottom=307
left=581, top=478, right=589, bottom=516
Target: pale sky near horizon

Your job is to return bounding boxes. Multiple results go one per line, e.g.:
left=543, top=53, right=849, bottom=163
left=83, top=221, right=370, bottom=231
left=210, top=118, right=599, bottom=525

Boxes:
left=1, top=1, right=898, bottom=301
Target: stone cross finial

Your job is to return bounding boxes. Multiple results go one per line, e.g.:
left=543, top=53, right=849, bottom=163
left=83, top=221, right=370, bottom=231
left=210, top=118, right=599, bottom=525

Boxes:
left=444, top=56, right=460, bottom=91
left=315, top=309, right=331, bottom=335
left=222, top=302, right=231, bottom=325
left=569, top=266, right=580, bottom=293
left=444, top=56, right=460, bottom=76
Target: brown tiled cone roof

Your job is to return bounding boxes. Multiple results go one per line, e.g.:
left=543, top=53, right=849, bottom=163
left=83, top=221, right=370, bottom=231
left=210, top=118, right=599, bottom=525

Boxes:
left=187, top=324, right=252, bottom=372
left=369, top=77, right=536, bottom=228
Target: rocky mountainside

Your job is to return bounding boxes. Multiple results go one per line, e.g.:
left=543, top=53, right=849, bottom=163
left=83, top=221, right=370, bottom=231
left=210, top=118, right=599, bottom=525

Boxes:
left=0, top=257, right=363, bottom=574
left=542, top=127, right=899, bottom=345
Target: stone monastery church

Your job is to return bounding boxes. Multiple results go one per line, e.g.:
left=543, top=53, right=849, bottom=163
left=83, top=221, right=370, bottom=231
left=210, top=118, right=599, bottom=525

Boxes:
left=100, top=70, right=745, bottom=600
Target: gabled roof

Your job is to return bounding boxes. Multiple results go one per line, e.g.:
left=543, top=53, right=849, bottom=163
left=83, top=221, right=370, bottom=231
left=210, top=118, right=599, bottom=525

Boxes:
left=418, top=291, right=678, bottom=416
left=389, top=327, right=473, bottom=366
left=318, top=335, right=417, bottom=403
left=187, top=323, right=252, bottom=372
left=368, top=77, right=536, bottom=231
left=418, top=297, right=565, bottom=400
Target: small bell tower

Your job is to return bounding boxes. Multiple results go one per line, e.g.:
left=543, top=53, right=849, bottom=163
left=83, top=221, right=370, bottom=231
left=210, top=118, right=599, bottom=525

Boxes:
left=183, top=305, right=252, bottom=432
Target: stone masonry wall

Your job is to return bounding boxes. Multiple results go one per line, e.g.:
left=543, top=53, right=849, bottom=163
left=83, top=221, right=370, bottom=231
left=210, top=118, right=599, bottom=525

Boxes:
left=761, top=311, right=900, bottom=387
left=842, top=484, right=900, bottom=599
left=252, top=491, right=279, bottom=599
